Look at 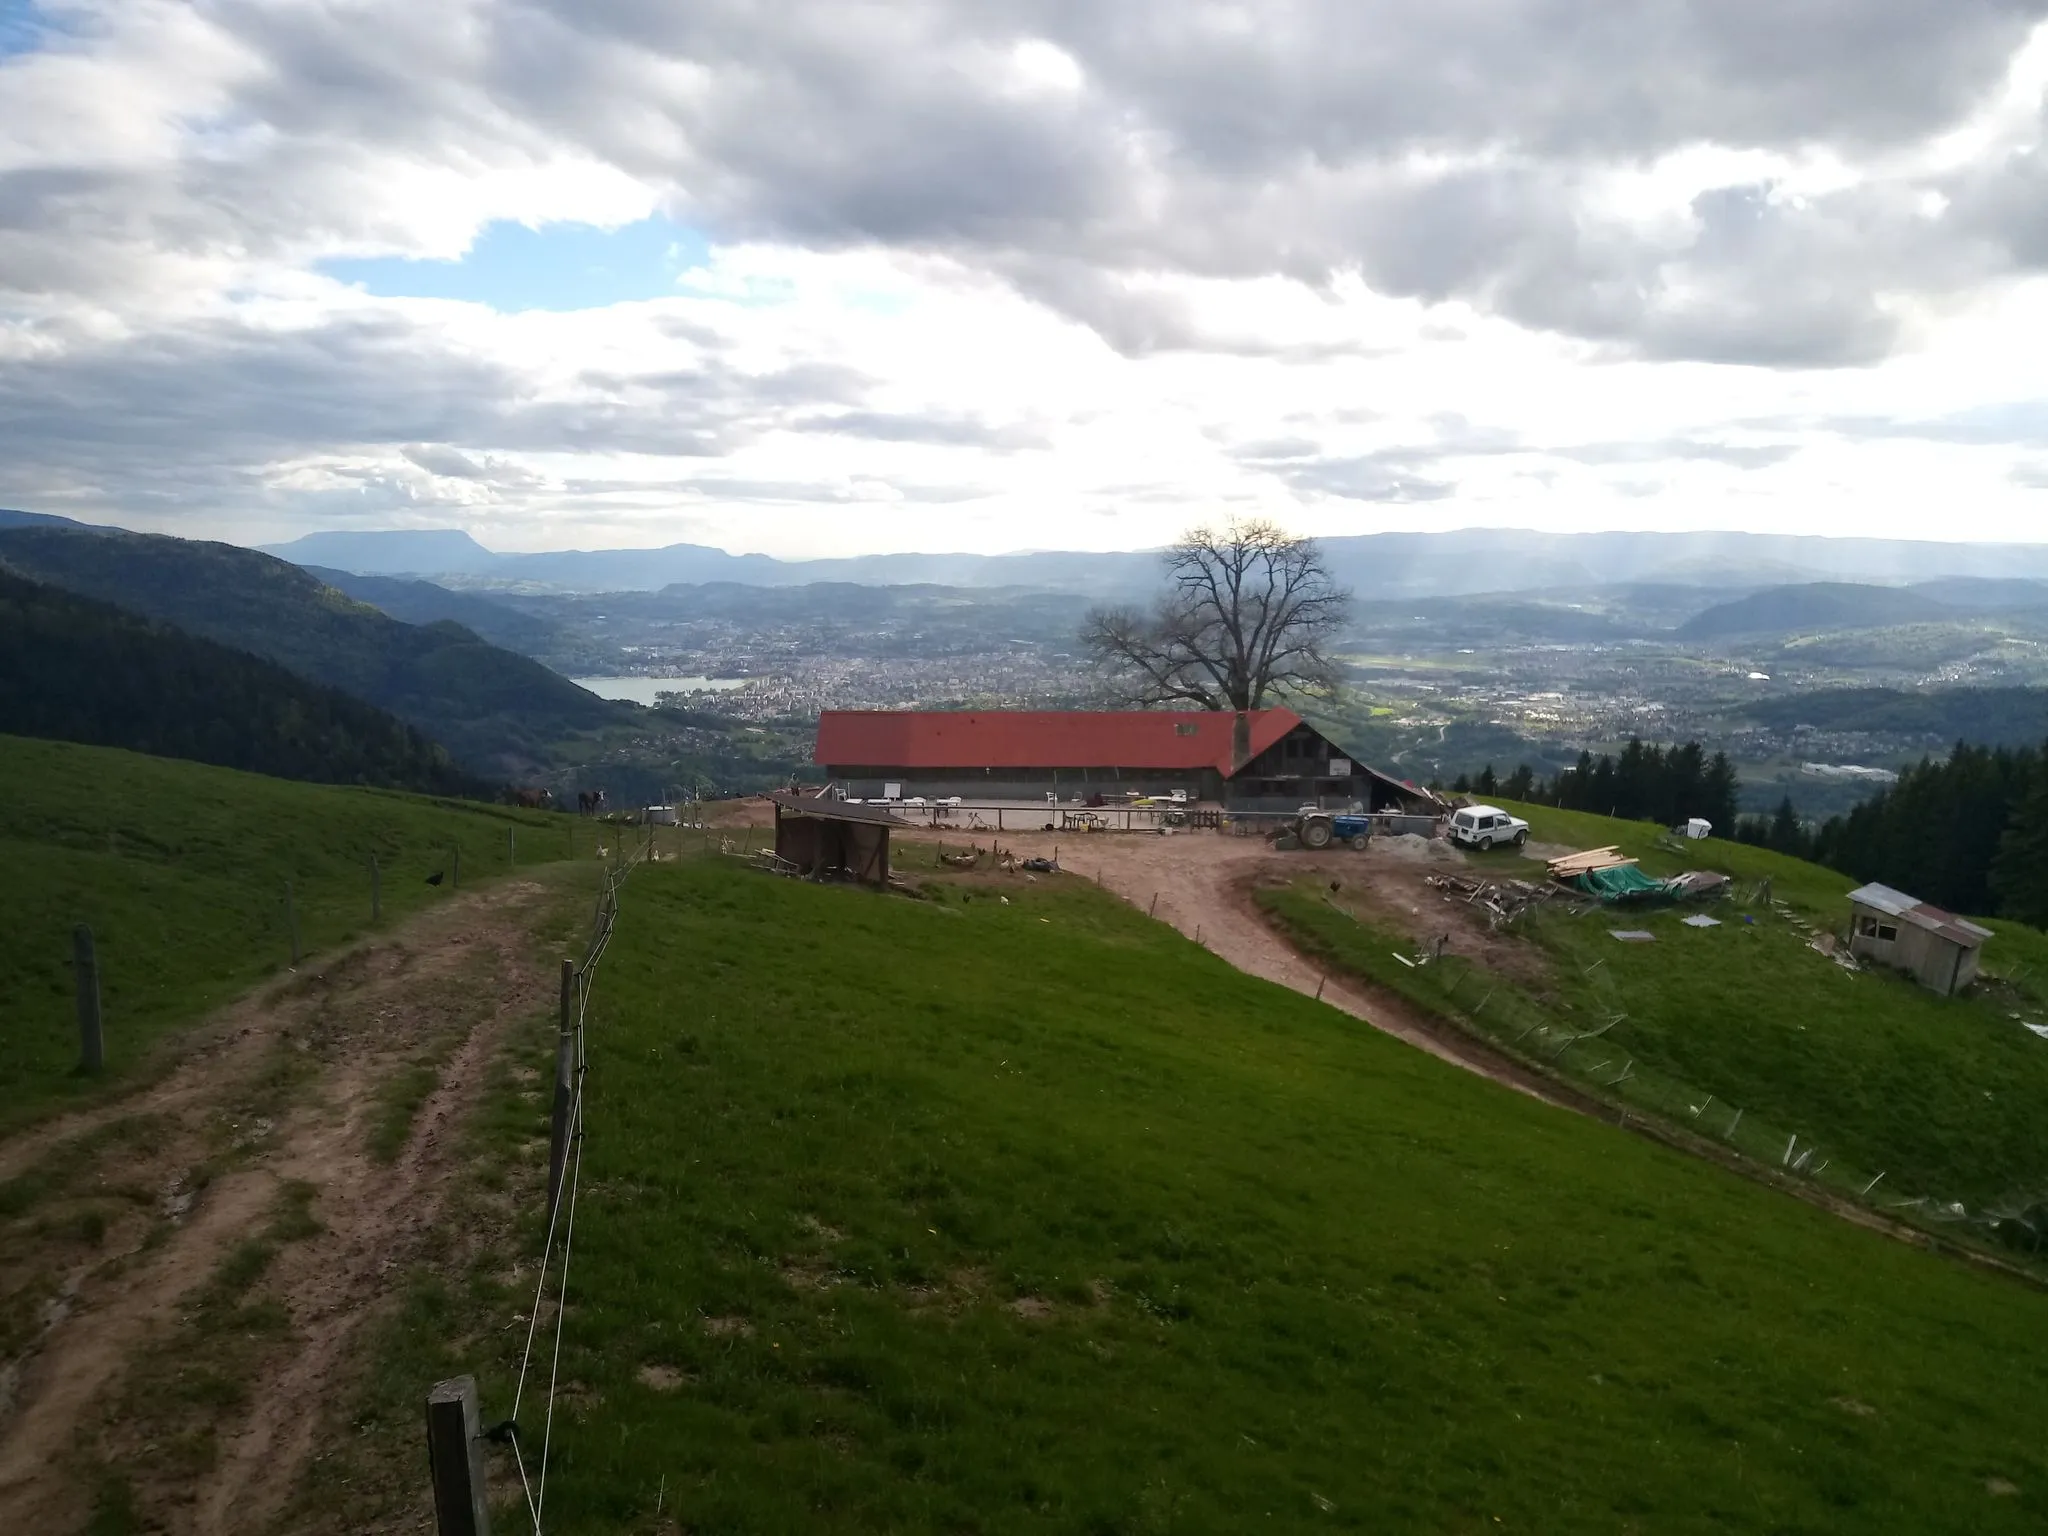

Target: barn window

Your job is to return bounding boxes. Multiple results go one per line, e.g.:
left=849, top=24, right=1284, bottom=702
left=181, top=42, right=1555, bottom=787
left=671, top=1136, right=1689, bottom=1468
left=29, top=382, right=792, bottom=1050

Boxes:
left=1856, top=915, right=1898, bottom=942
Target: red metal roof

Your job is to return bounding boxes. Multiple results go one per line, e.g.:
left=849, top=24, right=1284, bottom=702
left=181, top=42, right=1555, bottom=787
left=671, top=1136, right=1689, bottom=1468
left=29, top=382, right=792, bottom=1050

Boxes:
left=814, top=708, right=1303, bottom=777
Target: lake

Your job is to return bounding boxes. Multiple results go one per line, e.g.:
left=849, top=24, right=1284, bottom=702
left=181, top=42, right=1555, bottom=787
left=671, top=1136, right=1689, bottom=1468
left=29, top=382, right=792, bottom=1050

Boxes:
left=572, top=676, right=750, bottom=706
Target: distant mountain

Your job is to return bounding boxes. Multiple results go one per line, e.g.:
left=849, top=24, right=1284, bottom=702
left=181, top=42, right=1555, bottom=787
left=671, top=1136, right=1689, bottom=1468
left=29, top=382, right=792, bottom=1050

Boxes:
left=251, top=524, right=2048, bottom=598
left=1675, top=582, right=1956, bottom=639
left=1350, top=594, right=1636, bottom=643
left=0, top=568, right=486, bottom=795
left=306, top=566, right=558, bottom=656
left=1903, top=577, right=2048, bottom=612
left=0, top=508, right=112, bottom=533
left=0, top=526, right=630, bottom=776
left=259, top=527, right=504, bottom=576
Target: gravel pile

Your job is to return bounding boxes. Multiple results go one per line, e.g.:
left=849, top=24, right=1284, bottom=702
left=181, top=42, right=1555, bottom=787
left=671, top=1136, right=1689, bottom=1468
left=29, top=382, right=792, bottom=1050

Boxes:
left=1377, top=833, right=1464, bottom=865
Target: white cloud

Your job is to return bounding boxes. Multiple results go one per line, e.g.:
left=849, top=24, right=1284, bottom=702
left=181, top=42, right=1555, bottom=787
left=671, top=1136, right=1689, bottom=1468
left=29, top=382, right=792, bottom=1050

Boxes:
left=4, top=1, right=2048, bottom=555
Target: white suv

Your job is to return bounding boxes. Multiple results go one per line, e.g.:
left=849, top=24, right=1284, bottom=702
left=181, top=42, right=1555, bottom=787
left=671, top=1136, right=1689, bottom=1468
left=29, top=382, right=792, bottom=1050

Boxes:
left=1447, top=804, right=1530, bottom=850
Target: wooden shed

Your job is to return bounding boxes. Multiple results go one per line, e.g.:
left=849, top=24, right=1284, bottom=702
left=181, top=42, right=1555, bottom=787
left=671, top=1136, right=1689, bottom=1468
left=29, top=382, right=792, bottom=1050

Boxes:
left=1846, top=882, right=1992, bottom=997
left=769, top=792, right=902, bottom=885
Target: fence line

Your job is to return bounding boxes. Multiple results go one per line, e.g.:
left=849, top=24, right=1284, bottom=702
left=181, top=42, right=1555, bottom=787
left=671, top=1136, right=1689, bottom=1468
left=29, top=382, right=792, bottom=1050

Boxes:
left=432, top=836, right=647, bottom=1535
left=1373, top=901, right=2046, bottom=1260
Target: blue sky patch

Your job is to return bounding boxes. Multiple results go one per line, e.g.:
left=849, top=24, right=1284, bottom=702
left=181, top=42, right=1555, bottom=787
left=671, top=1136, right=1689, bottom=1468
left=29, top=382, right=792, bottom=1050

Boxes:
left=322, top=216, right=713, bottom=311
left=0, top=0, right=62, bottom=58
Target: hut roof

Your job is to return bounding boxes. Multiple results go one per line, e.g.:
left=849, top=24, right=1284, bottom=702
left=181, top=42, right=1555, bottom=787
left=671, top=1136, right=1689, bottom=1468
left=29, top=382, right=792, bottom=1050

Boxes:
left=1848, top=883, right=1994, bottom=947
left=767, top=792, right=908, bottom=826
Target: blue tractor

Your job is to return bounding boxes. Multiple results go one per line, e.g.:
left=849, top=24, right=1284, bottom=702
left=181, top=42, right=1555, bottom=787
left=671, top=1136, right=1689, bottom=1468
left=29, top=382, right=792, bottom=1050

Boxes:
left=1294, top=809, right=1373, bottom=851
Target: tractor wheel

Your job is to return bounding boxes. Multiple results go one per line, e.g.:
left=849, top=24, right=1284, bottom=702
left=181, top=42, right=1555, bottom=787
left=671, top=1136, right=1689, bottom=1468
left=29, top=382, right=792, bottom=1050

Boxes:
left=1347, top=834, right=1370, bottom=851
left=1300, top=818, right=1334, bottom=849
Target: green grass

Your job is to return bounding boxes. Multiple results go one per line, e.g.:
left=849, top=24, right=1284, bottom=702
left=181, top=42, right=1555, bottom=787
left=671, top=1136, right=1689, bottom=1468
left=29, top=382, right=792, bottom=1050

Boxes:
left=0, top=735, right=571, bottom=1134
left=1260, top=800, right=2048, bottom=1235
left=483, top=859, right=2045, bottom=1533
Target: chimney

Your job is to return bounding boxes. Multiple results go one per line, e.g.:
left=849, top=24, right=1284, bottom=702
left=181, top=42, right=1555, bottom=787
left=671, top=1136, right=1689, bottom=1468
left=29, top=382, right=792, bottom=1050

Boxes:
left=1231, top=709, right=1252, bottom=774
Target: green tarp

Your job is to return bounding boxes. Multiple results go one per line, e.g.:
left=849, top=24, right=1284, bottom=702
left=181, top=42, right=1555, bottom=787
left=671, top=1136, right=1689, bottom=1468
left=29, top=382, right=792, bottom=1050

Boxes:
left=1569, top=864, right=1675, bottom=902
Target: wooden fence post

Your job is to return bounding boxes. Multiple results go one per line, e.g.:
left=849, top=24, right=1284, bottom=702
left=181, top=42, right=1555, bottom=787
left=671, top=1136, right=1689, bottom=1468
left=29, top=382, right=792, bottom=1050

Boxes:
left=452, top=846, right=461, bottom=890
left=285, top=881, right=301, bottom=967
left=370, top=854, right=382, bottom=922
left=509, top=827, right=516, bottom=868
left=548, top=959, right=575, bottom=1228
left=73, top=924, right=103, bottom=1074
left=425, top=1374, right=491, bottom=1536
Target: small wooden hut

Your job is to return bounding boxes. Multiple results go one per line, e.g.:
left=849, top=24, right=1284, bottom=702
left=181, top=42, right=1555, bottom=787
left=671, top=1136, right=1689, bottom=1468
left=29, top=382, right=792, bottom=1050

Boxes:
left=769, top=792, right=902, bottom=885
left=1846, top=882, right=1992, bottom=997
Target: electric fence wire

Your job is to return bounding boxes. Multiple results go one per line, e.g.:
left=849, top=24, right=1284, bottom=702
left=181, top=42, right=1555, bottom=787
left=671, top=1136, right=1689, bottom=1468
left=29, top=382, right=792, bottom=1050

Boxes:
left=504, top=840, right=639, bottom=1531
left=535, top=1075, right=587, bottom=1524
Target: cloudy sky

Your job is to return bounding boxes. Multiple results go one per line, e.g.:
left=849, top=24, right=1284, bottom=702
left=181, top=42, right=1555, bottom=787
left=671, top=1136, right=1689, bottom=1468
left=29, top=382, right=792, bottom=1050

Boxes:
left=7, top=1, right=2048, bottom=557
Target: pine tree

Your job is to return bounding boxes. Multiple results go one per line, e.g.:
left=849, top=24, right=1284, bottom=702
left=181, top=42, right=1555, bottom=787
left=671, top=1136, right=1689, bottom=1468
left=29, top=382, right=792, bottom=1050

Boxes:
left=1614, top=738, right=1651, bottom=820
left=1702, top=752, right=1740, bottom=834
left=1768, top=795, right=1805, bottom=857
left=1991, top=752, right=2048, bottom=928
left=1590, top=756, right=1618, bottom=817
left=1666, top=741, right=1706, bottom=827
left=1476, top=763, right=1499, bottom=796
left=1505, top=763, right=1536, bottom=801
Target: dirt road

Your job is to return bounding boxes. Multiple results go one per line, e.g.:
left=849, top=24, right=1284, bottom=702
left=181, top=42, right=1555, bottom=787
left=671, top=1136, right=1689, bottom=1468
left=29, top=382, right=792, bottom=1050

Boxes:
left=0, top=879, right=563, bottom=1535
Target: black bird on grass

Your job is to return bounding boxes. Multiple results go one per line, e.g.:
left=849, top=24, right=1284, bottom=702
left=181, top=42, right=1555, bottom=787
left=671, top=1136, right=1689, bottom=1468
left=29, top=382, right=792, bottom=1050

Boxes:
left=425, top=870, right=444, bottom=886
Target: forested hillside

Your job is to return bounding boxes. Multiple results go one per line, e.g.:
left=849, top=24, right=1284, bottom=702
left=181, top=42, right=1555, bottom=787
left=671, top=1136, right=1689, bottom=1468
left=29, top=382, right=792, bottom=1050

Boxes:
left=1461, top=739, right=1743, bottom=833
left=1746, top=686, right=2048, bottom=748
left=0, top=569, right=486, bottom=795
left=0, top=526, right=628, bottom=775
left=306, top=565, right=558, bottom=656
left=1741, top=741, right=2048, bottom=926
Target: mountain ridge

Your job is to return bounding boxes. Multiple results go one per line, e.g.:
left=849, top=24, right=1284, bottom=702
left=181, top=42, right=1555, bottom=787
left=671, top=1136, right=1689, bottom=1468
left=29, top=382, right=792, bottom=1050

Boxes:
left=0, top=567, right=487, bottom=795
left=0, top=526, right=629, bottom=777
left=255, top=524, right=2048, bottom=597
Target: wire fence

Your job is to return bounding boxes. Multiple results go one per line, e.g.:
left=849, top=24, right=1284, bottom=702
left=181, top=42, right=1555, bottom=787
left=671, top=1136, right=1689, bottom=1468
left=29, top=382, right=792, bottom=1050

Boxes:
left=1312, top=888, right=2046, bottom=1267
left=432, top=835, right=648, bottom=1534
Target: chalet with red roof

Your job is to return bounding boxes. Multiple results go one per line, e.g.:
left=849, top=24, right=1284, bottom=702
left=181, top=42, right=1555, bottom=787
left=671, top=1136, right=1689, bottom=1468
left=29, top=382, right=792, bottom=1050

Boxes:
left=812, top=708, right=1440, bottom=812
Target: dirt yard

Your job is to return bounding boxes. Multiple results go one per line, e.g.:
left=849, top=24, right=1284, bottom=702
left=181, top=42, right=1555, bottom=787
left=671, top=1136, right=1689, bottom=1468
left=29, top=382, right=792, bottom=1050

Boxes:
left=0, top=879, right=566, bottom=1535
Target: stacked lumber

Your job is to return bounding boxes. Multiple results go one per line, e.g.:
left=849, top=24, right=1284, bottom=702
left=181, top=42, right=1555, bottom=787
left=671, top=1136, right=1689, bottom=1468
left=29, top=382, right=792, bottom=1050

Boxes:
left=1546, top=845, right=1638, bottom=878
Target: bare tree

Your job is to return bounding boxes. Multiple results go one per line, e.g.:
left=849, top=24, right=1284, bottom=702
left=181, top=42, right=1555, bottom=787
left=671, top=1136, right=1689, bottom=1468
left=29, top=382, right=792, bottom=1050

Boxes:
left=1080, top=518, right=1351, bottom=715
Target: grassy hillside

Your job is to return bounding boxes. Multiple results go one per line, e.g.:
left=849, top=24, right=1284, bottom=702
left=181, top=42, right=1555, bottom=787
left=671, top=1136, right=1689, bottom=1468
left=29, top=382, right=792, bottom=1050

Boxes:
left=0, top=736, right=569, bottom=1133
left=1261, top=801, right=2048, bottom=1237
left=383, top=858, right=2047, bottom=1532
left=0, top=568, right=486, bottom=796
left=0, top=526, right=628, bottom=776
